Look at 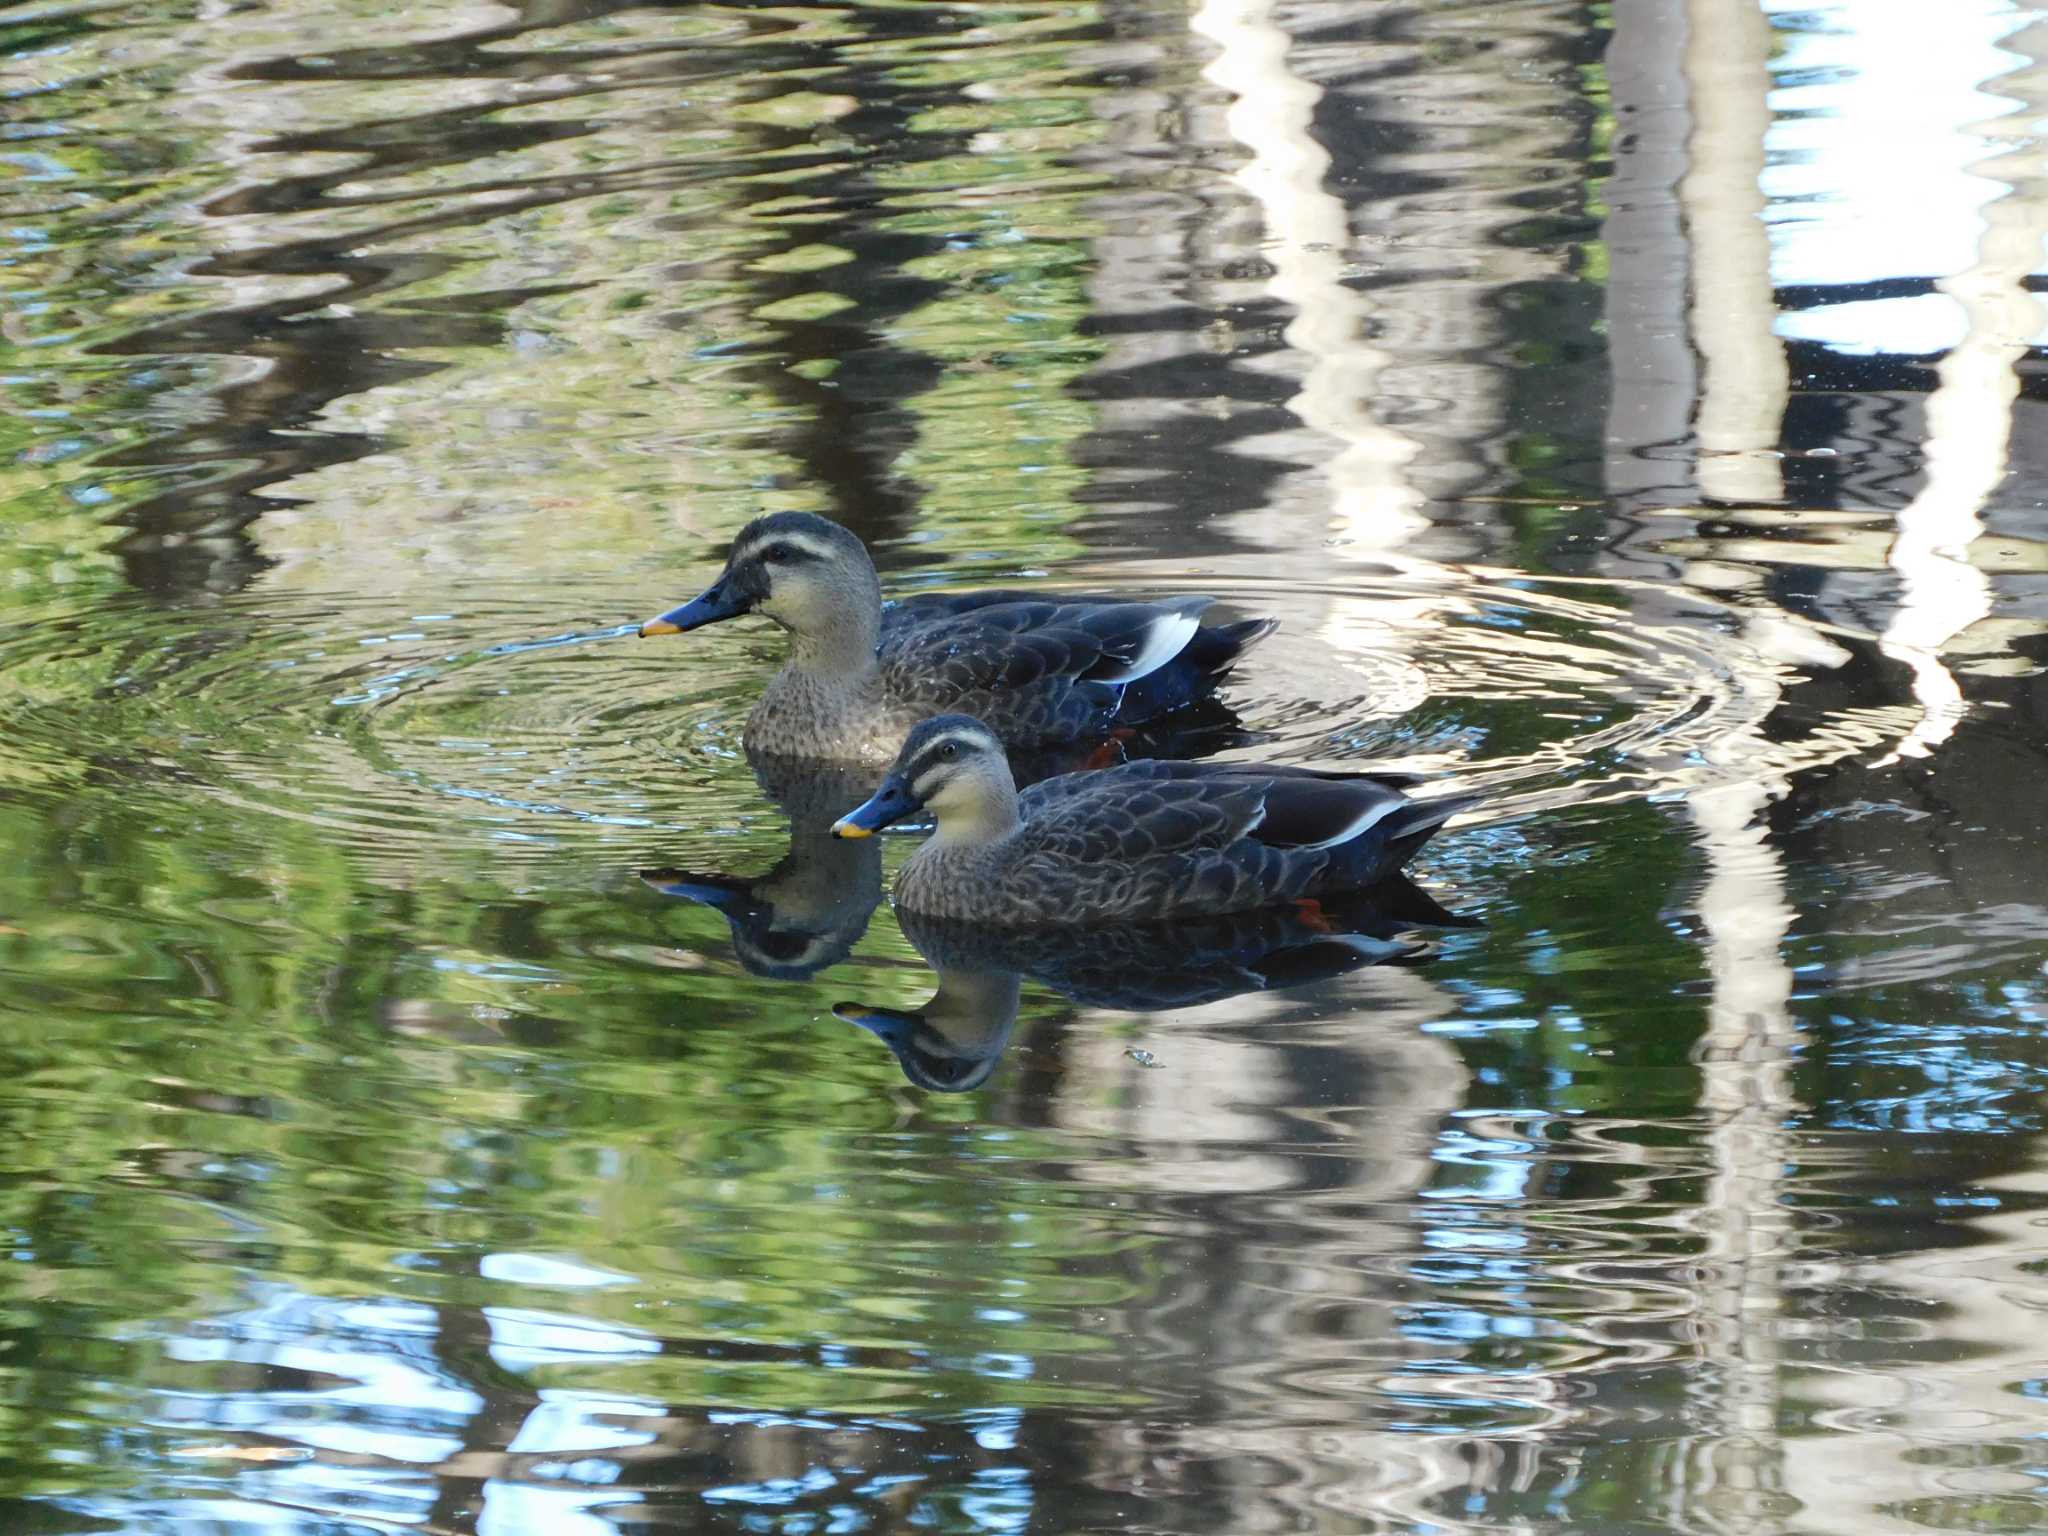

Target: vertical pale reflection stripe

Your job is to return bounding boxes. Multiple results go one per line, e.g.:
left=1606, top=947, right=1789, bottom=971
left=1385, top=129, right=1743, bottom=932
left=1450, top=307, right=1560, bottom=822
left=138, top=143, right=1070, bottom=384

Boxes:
left=1189, top=0, right=1431, bottom=555
left=1602, top=0, right=1698, bottom=513
left=1683, top=752, right=1798, bottom=1533
left=1740, top=15, right=2048, bottom=1513
left=1676, top=8, right=1798, bottom=1526
left=1877, top=12, right=2048, bottom=764
left=1684, top=0, right=1788, bottom=504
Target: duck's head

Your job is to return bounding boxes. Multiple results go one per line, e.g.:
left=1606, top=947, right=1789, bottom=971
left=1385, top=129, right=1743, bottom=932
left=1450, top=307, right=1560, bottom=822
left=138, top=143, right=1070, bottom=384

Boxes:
left=639, top=512, right=878, bottom=640
left=832, top=964, right=1022, bottom=1092
left=638, top=868, right=872, bottom=981
left=831, top=715, right=1014, bottom=840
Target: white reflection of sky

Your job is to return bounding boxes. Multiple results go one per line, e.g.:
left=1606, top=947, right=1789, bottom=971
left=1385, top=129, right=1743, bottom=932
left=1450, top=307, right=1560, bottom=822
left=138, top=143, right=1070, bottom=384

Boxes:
left=161, top=1292, right=480, bottom=1464
left=481, top=1482, right=633, bottom=1536
left=480, top=1394, right=658, bottom=1536
left=1765, top=0, right=2045, bottom=352
left=480, top=1249, right=637, bottom=1289
left=484, top=1305, right=662, bottom=1372
left=151, top=1294, right=672, bottom=1531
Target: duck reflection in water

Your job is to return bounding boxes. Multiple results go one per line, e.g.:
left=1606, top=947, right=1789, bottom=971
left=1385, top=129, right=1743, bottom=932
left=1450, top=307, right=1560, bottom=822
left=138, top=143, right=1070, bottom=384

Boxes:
left=640, top=753, right=886, bottom=981
left=836, top=879, right=1472, bottom=1092
left=640, top=726, right=1254, bottom=980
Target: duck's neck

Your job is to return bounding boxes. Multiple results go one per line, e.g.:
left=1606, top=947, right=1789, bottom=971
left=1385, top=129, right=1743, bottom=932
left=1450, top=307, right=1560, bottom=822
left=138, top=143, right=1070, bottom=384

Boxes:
left=923, top=967, right=1023, bottom=1053
left=927, top=775, right=1023, bottom=850
left=782, top=580, right=882, bottom=679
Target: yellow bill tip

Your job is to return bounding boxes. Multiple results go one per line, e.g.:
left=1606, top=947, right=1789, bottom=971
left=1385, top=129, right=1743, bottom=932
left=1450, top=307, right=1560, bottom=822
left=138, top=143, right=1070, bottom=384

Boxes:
left=830, top=819, right=873, bottom=840
left=638, top=618, right=681, bottom=637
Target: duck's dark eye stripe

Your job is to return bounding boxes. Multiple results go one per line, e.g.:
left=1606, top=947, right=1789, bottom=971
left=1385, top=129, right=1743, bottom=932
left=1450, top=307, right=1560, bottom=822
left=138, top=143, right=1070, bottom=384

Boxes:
left=906, top=732, right=985, bottom=782
left=739, top=535, right=832, bottom=567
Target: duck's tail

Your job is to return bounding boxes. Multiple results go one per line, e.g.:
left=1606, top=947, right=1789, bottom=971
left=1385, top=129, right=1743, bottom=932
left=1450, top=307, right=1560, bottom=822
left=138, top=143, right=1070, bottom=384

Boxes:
left=1304, top=787, right=1484, bottom=892
left=1116, top=614, right=1277, bottom=724
left=1377, top=791, right=1485, bottom=867
left=1186, top=615, right=1279, bottom=676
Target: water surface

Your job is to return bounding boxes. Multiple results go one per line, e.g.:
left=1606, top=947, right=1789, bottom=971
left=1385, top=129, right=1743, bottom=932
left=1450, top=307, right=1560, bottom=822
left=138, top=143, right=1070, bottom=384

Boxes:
left=3, top=0, right=2047, bottom=1531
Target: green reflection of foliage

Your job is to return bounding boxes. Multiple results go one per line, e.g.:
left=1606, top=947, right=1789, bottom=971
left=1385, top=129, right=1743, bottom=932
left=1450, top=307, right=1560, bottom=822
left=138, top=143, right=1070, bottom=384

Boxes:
left=0, top=1, right=1161, bottom=1459
left=882, top=217, right=1105, bottom=558
left=0, top=769, right=1151, bottom=1486
left=1439, top=801, right=1707, bottom=1124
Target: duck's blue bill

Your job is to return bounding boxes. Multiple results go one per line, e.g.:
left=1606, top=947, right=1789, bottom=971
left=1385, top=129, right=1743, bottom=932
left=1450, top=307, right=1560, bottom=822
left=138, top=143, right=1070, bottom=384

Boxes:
left=639, top=870, right=746, bottom=910
left=832, top=1001, right=918, bottom=1035
left=639, top=582, right=745, bottom=636
left=831, top=775, right=918, bottom=839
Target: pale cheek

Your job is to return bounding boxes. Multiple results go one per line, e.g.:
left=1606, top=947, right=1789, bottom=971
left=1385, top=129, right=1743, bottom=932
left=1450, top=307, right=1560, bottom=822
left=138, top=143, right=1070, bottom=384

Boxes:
left=925, top=769, right=995, bottom=813
left=766, top=583, right=821, bottom=623
left=923, top=779, right=966, bottom=812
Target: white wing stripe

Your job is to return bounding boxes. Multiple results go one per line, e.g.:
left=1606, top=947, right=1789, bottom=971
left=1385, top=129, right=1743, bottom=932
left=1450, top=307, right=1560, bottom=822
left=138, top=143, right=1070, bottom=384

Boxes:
left=1298, top=796, right=1402, bottom=851
left=1097, top=609, right=1199, bottom=685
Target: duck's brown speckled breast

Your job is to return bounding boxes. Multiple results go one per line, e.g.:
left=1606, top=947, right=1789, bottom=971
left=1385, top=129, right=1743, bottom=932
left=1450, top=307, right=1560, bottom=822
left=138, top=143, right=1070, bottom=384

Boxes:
left=894, top=843, right=1010, bottom=923
left=894, top=841, right=1107, bottom=926
left=743, top=668, right=920, bottom=765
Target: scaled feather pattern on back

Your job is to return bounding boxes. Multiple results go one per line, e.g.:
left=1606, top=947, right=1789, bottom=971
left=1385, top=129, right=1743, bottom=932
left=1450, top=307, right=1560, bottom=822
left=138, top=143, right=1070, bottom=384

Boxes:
left=894, top=751, right=1479, bottom=927
left=883, top=596, right=1212, bottom=702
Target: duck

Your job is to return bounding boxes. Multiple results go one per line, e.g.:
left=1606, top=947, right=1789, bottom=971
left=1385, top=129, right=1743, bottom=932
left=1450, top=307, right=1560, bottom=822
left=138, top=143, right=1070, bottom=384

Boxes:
left=638, top=512, right=1274, bottom=763
left=829, top=715, right=1479, bottom=928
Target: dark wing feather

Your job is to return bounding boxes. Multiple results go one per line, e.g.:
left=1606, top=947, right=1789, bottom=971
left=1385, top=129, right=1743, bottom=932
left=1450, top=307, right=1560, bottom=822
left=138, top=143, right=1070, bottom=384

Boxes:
left=1240, top=775, right=1408, bottom=849
left=1019, top=757, right=1175, bottom=814
left=1034, top=757, right=1419, bottom=795
left=884, top=590, right=1141, bottom=627
left=1047, top=763, right=1408, bottom=853
left=996, top=764, right=1314, bottom=922
left=1019, top=764, right=1267, bottom=859
left=880, top=597, right=1211, bottom=700
left=1012, top=759, right=1473, bottom=918
left=884, top=592, right=1273, bottom=734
